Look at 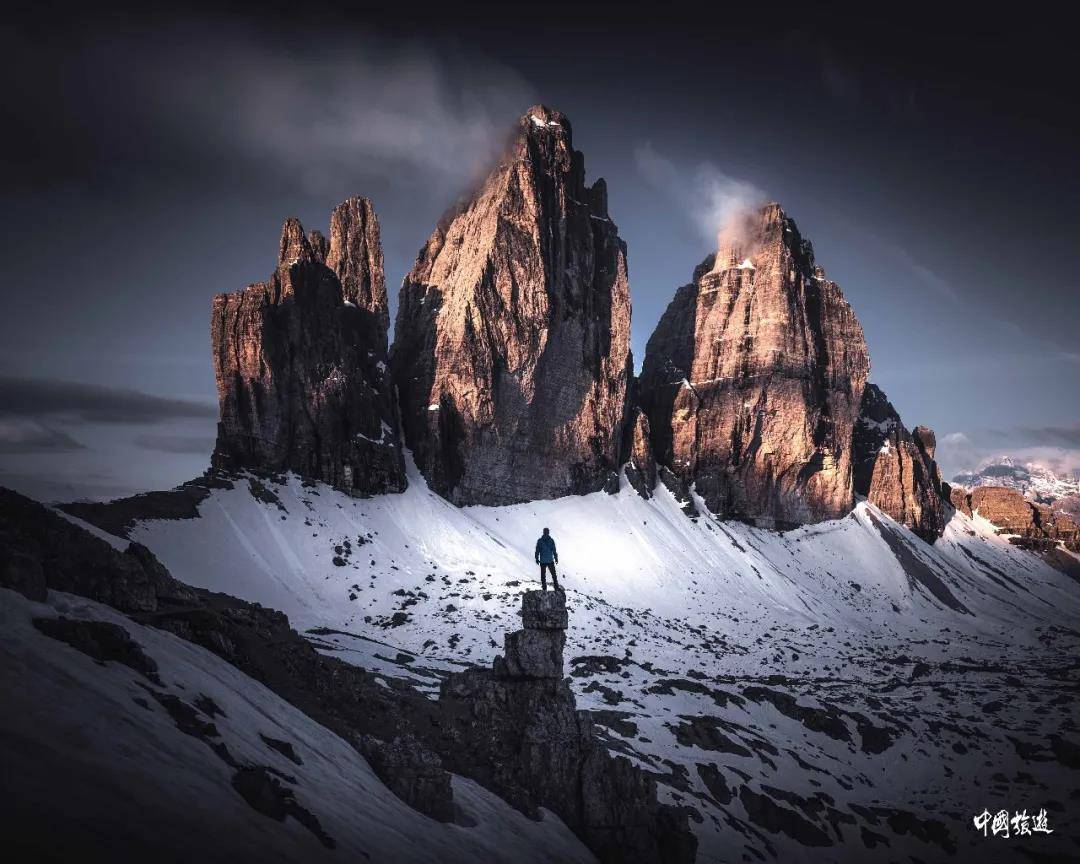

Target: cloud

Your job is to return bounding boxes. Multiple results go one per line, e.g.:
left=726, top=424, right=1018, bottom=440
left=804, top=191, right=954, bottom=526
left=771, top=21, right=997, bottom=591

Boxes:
left=0, top=376, right=217, bottom=425
left=1003, top=423, right=1080, bottom=449
left=936, top=427, right=1080, bottom=481
left=133, top=432, right=215, bottom=455
left=4, top=21, right=536, bottom=201
left=634, top=142, right=766, bottom=247
left=0, top=417, right=85, bottom=453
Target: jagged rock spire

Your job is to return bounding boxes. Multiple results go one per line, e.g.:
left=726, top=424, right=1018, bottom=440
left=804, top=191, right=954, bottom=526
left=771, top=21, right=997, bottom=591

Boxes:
left=211, top=198, right=405, bottom=495
left=853, top=383, right=950, bottom=541
left=391, top=105, right=632, bottom=506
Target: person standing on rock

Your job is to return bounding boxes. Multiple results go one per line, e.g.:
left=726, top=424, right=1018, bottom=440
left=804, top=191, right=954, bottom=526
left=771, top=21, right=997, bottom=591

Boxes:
left=534, top=528, right=560, bottom=591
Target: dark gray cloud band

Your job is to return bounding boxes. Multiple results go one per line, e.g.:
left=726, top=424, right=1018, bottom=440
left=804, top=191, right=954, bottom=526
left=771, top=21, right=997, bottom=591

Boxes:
left=0, top=376, right=216, bottom=425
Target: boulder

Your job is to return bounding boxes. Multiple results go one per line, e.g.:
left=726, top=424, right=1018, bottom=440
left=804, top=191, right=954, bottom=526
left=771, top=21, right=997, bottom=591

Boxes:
left=499, top=628, right=567, bottom=679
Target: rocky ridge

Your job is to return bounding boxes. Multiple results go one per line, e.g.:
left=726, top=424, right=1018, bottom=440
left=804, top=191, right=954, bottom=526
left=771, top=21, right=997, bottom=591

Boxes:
left=852, top=383, right=950, bottom=541
left=1, top=487, right=692, bottom=863
left=950, top=485, right=1079, bottom=551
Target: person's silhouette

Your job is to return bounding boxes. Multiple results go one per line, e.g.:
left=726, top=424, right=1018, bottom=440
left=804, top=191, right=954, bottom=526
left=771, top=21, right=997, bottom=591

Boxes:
left=534, top=527, right=560, bottom=591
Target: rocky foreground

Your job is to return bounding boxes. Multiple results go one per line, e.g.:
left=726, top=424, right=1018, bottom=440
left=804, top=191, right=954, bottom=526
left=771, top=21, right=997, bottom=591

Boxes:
left=0, top=487, right=693, bottom=863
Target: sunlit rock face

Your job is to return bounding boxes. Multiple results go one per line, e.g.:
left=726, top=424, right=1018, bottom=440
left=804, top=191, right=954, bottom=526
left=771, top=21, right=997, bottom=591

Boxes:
left=639, top=203, right=870, bottom=527
left=853, top=384, right=950, bottom=542
left=211, top=198, right=405, bottom=495
left=952, top=486, right=1080, bottom=551
left=391, top=105, right=632, bottom=506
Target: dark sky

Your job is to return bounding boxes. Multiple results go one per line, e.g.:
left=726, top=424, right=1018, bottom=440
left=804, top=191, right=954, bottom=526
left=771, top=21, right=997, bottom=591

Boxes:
left=2, top=3, right=1078, bottom=500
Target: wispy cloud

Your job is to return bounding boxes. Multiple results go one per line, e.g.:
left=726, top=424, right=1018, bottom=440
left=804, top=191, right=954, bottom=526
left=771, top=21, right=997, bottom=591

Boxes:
left=133, top=432, right=215, bottom=455
left=634, top=142, right=766, bottom=247
left=0, top=417, right=85, bottom=454
left=0, top=376, right=216, bottom=425
left=141, top=28, right=535, bottom=197
left=937, top=426, right=1080, bottom=479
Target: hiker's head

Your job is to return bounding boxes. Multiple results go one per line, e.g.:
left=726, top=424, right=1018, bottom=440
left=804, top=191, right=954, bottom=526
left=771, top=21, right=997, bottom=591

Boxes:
left=542, top=527, right=550, bottom=535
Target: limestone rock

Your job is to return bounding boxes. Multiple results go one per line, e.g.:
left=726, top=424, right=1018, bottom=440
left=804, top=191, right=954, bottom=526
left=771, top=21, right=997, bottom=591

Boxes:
left=623, top=405, right=658, bottom=499
left=956, top=486, right=1080, bottom=551
left=356, top=734, right=455, bottom=823
left=499, top=628, right=567, bottom=679
left=499, top=589, right=568, bottom=678
left=639, top=203, right=869, bottom=527
left=391, top=105, right=632, bottom=505
left=435, top=590, right=697, bottom=863
left=852, top=384, right=950, bottom=542
left=521, top=588, right=570, bottom=629
left=211, top=197, right=404, bottom=496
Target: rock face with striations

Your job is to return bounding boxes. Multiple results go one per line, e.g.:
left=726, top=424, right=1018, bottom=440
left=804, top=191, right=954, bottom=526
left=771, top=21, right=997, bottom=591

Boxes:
left=391, top=105, right=632, bottom=505
left=852, top=384, right=950, bottom=542
left=434, top=589, right=696, bottom=863
left=211, top=198, right=405, bottom=496
left=951, top=486, right=1080, bottom=552
left=639, top=203, right=870, bottom=527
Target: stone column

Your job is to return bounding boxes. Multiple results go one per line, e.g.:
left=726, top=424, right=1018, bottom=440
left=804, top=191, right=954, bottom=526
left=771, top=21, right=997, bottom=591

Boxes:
left=493, top=590, right=568, bottom=679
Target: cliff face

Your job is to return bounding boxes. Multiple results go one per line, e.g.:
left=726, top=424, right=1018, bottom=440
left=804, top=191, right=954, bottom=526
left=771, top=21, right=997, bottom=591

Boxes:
left=852, top=384, right=950, bottom=542
left=951, top=486, right=1080, bottom=552
left=211, top=198, right=404, bottom=495
left=391, top=105, right=632, bottom=506
left=639, top=203, right=869, bottom=527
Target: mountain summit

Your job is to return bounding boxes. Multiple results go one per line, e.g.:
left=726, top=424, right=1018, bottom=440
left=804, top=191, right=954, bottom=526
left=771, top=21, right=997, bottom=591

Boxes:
left=639, top=203, right=870, bottom=527
left=391, top=105, right=632, bottom=505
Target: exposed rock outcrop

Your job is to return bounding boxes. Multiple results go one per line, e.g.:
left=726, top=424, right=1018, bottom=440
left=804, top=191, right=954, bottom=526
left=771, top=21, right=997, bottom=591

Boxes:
left=433, top=590, right=696, bottom=863
left=3, top=489, right=692, bottom=862
left=639, top=203, right=869, bottom=527
left=391, top=105, right=632, bottom=505
left=211, top=197, right=404, bottom=496
left=852, top=384, right=950, bottom=542
left=951, top=486, right=1080, bottom=553
left=623, top=405, right=658, bottom=499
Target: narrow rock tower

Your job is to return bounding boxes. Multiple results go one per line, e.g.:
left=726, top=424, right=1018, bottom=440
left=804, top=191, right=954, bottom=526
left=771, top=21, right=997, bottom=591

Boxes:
left=391, top=105, right=632, bottom=505
left=434, top=590, right=696, bottom=863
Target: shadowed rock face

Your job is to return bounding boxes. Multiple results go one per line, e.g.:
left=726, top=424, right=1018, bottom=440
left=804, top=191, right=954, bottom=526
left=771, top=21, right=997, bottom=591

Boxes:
left=211, top=198, right=405, bottom=496
left=639, top=203, right=869, bottom=527
left=391, top=105, right=632, bottom=505
left=853, top=384, right=950, bottom=542
left=437, top=590, right=696, bottom=863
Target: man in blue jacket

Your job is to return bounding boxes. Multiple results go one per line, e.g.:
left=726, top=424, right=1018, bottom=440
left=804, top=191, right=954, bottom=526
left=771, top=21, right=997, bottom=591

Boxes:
left=534, top=527, right=560, bottom=591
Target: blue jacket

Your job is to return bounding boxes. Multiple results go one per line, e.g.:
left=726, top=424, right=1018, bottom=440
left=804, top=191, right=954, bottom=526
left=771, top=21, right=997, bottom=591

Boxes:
left=535, top=535, right=557, bottom=564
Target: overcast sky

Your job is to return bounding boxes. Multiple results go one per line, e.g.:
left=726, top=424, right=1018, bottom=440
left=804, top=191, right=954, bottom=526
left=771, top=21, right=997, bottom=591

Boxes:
left=2, top=5, right=1078, bottom=500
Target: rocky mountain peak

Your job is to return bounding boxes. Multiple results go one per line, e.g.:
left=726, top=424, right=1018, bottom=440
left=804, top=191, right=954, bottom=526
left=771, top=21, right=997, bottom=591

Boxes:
left=211, top=198, right=404, bottom=495
left=391, top=105, right=632, bottom=505
left=278, top=217, right=318, bottom=267
left=639, top=201, right=869, bottom=527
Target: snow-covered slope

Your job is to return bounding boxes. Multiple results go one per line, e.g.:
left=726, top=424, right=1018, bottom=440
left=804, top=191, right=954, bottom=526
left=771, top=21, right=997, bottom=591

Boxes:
left=0, top=585, right=592, bottom=863
left=111, top=460, right=1080, bottom=862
